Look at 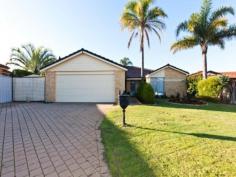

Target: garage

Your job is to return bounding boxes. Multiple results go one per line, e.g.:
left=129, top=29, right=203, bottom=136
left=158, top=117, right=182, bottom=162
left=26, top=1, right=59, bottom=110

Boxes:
left=41, top=48, right=126, bottom=103
left=56, top=72, right=115, bottom=102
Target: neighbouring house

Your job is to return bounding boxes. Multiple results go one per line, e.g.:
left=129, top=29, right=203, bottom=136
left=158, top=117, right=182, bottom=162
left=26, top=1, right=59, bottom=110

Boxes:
left=222, top=72, right=236, bottom=104
left=189, top=70, right=236, bottom=104
left=146, top=64, right=189, bottom=97
left=41, top=48, right=127, bottom=103
left=0, top=64, right=11, bottom=76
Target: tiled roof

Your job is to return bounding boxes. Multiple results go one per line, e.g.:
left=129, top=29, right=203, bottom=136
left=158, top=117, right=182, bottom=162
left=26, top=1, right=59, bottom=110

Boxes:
left=222, top=72, right=236, bottom=79
left=149, top=64, right=189, bottom=76
left=41, top=48, right=127, bottom=71
left=126, top=66, right=153, bottom=78
left=0, top=64, right=9, bottom=70
left=189, top=70, right=220, bottom=77
left=189, top=70, right=236, bottom=79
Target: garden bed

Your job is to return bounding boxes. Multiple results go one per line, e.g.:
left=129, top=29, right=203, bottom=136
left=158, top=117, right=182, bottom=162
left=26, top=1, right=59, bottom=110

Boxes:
left=168, top=98, right=207, bottom=105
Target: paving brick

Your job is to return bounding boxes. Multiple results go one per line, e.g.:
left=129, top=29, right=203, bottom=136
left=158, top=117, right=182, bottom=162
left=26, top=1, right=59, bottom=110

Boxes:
left=0, top=103, right=111, bottom=177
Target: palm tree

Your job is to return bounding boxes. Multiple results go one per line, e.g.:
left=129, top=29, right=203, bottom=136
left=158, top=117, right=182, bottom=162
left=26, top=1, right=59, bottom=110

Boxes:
left=120, top=57, right=133, bottom=66
left=171, top=0, right=236, bottom=79
left=120, top=0, right=167, bottom=78
left=7, top=44, right=56, bottom=74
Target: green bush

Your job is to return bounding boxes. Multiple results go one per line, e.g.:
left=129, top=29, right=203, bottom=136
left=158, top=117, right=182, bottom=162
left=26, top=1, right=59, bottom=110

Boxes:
left=137, top=81, right=155, bottom=104
left=12, top=69, right=33, bottom=77
left=187, top=75, right=202, bottom=96
left=197, top=76, right=227, bottom=99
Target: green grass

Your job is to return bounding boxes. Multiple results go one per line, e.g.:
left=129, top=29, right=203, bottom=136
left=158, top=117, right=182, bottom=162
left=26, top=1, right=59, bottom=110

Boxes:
left=101, top=100, right=236, bottom=177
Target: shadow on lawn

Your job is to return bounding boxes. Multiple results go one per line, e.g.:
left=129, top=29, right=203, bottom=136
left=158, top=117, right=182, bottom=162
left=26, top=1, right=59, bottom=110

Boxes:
left=127, top=124, right=236, bottom=142
left=154, top=100, right=236, bottom=113
left=101, top=119, right=156, bottom=177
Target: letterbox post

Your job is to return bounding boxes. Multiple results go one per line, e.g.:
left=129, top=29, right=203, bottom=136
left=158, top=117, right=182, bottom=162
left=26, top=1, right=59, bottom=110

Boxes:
left=119, top=94, right=130, bottom=127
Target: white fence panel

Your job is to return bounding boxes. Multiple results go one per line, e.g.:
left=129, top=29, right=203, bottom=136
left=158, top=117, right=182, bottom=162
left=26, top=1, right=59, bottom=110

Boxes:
left=0, top=76, right=12, bottom=103
left=13, top=77, right=45, bottom=101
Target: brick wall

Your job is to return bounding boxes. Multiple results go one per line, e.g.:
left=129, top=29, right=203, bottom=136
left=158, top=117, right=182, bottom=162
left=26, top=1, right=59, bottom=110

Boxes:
left=164, top=68, right=187, bottom=97
left=45, top=72, right=56, bottom=102
left=115, top=70, right=126, bottom=102
left=165, top=80, right=187, bottom=97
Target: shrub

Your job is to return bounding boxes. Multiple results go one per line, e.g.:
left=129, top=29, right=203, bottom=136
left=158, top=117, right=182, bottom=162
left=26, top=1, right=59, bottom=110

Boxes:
left=137, top=81, right=155, bottom=104
left=187, top=75, right=202, bottom=96
left=12, top=69, right=33, bottom=77
left=197, top=76, right=228, bottom=99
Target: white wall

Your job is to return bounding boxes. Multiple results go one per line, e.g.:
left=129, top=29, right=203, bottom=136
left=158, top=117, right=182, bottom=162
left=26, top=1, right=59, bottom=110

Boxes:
left=13, top=77, right=45, bottom=101
left=49, top=53, right=120, bottom=72
left=0, top=76, right=12, bottom=103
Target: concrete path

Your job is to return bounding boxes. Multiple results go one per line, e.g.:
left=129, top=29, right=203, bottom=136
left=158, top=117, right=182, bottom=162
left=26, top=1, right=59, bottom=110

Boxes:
left=0, top=103, right=111, bottom=177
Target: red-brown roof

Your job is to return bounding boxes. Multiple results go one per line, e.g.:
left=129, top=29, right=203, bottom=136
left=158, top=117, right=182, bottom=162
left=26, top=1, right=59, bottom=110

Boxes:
left=222, top=72, right=236, bottom=79
left=189, top=70, right=236, bottom=79
left=0, top=64, right=9, bottom=70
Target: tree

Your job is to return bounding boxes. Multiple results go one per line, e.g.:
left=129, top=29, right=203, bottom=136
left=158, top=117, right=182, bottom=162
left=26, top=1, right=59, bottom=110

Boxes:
left=7, top=44, right=56, bottom=74
left=120, top=57, right=133, bottom=66
left=171, top=0, right=236, bottom=79
left=120, top=0, right=167, bottom=78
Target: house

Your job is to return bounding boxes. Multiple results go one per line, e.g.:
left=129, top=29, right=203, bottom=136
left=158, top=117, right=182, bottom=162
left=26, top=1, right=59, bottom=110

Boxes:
left=0, top=64, right=11, bottom=76
left=222, top=72, right=236, bottom=104
left=189, top=70, right=236, bottom=104
left=41, top=48, right=127, bottom=103
left=126, top=64, right=189, bottom=97
left=126, top=66, right=153, bottom=96
left=41, top=49, right=189, bottom=103
left=146, top=64, right=189, bottom=97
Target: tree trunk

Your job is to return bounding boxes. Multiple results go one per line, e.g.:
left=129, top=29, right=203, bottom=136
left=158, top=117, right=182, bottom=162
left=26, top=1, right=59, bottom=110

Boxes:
left=140, top=30, right=145, bottom=80
left=202, top=45, right=208, bottom=79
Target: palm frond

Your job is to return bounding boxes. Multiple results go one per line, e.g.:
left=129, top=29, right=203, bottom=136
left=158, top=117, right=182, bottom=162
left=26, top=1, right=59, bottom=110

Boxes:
left=171, top=37, right=198, bottom=53
left=150, top=26, right=161, bottom=42
left=128, top=31, right=138, bottom=48
left=210, top=6, right=234, bottom=22
left=200, top=0, right=212, bottom=20
left=214, top=25, right=236, bottom=40
left=144, top=29, right=150, bottom=47
left=148, top=19, right=166, bottom=30
left=7, top=44, right=56, bottom=74
left=209, top=38, right=225, bottom=49
left=211, top=18, right=228, bottom=28
left=176, top=21, right=188, bottom=37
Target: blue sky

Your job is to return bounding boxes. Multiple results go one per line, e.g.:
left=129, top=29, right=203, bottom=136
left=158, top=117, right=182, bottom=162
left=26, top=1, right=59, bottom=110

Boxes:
left=0, top=0, right=235, bottom=73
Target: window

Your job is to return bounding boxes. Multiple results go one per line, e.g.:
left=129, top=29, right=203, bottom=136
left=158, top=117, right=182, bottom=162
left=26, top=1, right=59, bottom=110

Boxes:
left=150, top=78, right=165, bottom=96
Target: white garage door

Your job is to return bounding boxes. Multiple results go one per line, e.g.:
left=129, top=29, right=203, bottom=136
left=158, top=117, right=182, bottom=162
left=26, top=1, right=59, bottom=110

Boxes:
left=56, top=73, right=115, bottom=102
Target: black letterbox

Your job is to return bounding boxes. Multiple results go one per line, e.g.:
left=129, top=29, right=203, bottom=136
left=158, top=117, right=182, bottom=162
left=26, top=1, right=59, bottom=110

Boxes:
left=119, top=95, right=130, bottom=109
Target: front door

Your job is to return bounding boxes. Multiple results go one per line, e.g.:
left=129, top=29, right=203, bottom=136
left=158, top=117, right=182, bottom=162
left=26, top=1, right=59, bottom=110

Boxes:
left=130, top=81, right=137, bottom=96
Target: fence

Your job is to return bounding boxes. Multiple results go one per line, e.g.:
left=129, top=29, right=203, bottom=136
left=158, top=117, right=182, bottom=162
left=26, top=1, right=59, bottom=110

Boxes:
left=0, top=75, right=12, bottom=103
left=13, top=77, right=45, bottom=101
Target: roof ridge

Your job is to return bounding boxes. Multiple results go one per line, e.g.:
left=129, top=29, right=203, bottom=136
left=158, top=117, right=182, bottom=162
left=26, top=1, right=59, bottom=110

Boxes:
left=149, top=63, right=189, bottom=75
left=40, top=48, right=127, bottom=71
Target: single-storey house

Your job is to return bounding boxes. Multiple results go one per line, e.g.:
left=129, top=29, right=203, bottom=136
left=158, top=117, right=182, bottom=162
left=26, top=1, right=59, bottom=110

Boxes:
left=41, top=49, right=189, bottom=103
left=223, top=72, right=236, bottom=104
left=189, top=70, right=236, bottom=104
left=0, top=64, right=11, bottom=76
left=146, top=64, right=189, bottom=97
left=41, top=48, right=127, bottom=103
left=126, top=64, right=189, bottom=97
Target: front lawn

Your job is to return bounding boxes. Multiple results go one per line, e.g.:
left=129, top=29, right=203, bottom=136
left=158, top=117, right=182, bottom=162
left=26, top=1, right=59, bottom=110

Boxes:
left=101, top=100, right=236, bottom=177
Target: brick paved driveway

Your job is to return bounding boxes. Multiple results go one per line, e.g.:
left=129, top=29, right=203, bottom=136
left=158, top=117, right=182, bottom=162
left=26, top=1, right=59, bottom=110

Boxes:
left=0, top=103, right=111, bottom=177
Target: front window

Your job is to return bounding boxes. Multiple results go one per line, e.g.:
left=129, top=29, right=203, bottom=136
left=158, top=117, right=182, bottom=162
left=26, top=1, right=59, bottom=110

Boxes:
left=150, top=77, right=165, bottom=96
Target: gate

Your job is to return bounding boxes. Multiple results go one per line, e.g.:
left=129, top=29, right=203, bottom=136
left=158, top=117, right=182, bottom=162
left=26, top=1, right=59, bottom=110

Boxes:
left=13, top=77, right=45, bottom=101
